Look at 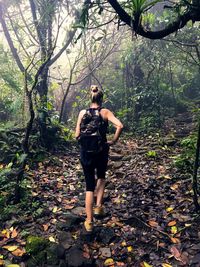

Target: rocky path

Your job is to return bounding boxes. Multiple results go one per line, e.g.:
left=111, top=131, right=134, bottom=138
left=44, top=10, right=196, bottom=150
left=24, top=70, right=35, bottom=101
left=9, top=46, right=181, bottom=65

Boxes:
left=1, top=136, right=200, bottom=267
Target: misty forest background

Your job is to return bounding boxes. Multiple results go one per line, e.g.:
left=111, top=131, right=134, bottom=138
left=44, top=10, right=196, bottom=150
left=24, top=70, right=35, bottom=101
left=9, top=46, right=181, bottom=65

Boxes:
left=0, top=0, right=200, bottom=267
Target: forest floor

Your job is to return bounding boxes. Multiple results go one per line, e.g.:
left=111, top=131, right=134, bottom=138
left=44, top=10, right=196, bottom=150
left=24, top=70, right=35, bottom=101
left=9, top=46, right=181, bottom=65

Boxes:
left=1, top=121, right=200, bottom=267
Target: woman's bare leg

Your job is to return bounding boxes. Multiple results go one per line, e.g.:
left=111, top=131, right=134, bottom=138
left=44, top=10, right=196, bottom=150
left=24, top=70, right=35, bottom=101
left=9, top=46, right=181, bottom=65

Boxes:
left=95, top=179, right=106, bottom=207
left=85, top=191, right=94, bottom=222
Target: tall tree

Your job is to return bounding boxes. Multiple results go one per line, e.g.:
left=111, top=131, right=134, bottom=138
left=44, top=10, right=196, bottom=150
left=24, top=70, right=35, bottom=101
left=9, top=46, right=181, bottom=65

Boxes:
left=0, top=0, right=82, bottom=143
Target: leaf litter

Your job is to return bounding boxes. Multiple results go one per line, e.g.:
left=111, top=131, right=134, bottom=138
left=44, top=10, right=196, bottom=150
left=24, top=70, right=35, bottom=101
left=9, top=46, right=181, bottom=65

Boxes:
left=0, top=136, right=200, bottom=266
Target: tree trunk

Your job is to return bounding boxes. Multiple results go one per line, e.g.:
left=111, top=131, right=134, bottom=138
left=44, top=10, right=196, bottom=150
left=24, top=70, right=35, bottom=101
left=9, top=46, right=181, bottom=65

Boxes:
left=59, top=85, right=71, bottom=123
left=36, top=66, right=49, bottom=146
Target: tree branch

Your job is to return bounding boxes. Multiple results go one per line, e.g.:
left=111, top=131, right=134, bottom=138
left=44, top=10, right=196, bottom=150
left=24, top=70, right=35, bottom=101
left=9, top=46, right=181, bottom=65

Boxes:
left=0, top=2, right=25, bottom=72
left=29, top=0, right=46, bottom=57
left=107, top=0, right=199, bottom=39
left=49, top=27, right=77, bottom=66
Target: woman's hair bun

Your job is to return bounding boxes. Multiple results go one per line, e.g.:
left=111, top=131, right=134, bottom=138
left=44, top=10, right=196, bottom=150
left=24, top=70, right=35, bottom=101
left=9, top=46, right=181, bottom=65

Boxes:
left=91, top=85, right=98, bottom=93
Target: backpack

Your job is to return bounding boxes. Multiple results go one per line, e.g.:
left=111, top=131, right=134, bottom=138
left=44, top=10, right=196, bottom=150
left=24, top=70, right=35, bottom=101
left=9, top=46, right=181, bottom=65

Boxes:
left=79, top=108, right=104, bottom=153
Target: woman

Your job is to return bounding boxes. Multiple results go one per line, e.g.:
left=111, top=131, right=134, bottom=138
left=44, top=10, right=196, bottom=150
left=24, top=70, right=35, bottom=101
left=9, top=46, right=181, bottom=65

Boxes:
left=75, top=85, right=123, bottom=232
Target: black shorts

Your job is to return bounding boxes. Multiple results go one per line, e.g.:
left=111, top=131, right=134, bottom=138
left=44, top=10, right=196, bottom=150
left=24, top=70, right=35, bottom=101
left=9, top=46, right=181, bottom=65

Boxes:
left=80, top=145, right=109, bottom=192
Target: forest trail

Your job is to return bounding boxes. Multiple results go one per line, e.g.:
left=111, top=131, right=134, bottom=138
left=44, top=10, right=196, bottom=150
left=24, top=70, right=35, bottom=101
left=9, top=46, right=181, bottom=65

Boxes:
left=1, top=129, right=200, bottom=267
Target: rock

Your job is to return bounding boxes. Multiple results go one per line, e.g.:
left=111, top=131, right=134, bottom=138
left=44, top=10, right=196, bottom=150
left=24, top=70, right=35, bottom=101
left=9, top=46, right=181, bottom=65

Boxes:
left=106, top=183, right=115, bottom=190
left=191, top=253, right=200, bottom=264
left=59, top=259, right=67, bottom=267
left=46, top=244, right=63, bottom=264
left=65, top=245, right=94, bottom=267
left=114, top=170, right=125, bottom=178
left=109, top=153, right=123, bottom=161
left=96, top=227, right=116, bottom=245
left=57, top=213, right=84, bottom=230
left=122, top=155, right=132, bottom=161
left=58, top=232, right=74, bottom=250
left=162, top=138, right=178, bottom=146
left=99, top=247, right=111, bottom=258
left=113, top=162, right=123, bottom=169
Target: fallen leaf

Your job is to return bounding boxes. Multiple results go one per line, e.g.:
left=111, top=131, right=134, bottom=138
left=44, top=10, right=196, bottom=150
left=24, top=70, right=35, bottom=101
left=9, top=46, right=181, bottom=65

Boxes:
left=6, top=265, right=21, bottom=267
left=140, top=262, right=153, bottom=267
left=170, top=237, right=180, bottom=244
left=3, top=245, right=18, bottom=252
left=0, top=259, right=3, bottom=266
left=166, top=207, right=174, bottom=212
left=121, top=241, right=127, bottom=247
left=43, top=224, right=49, bottom=231
left=69, top=184, right=75, bottom=191
left=162, top=264, right=173, bottom=267
left=57, top=197, right=62, bottom=202
left=148, top=220, right=158, bottom=227
left=2, top=229, right=10, bottom=238
left=25, top=164, right=29, bottom=171
left=127, top=246, right=133, bottom=252
left=170, top=246, right=182, bottom=261
left=158, top=242, right=166, bottom=248
left=49, top=236, right=56, bottom=242
left=64, top=205, right=74, bottom=210
left=170, top=183, right=179, bottom=190
left=185, top=223, right=191, bottom=227
left=163, top=175, right=171, bottom=179
left=104, top=258, right=115, bottom=266
left=115, top=221, right=124, bottom=227
left=168, top=221, right=176, bottom=226
left=11, top=248, right=26, bottom=257
left=11, top=228, right=18, bottom=238
left=52, top=206, right=57, bottom=213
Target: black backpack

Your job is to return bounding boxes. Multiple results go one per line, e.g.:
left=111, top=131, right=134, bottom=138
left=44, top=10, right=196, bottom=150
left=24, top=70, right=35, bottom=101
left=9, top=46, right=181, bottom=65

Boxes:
left=79, top=108, right=104, bottom=153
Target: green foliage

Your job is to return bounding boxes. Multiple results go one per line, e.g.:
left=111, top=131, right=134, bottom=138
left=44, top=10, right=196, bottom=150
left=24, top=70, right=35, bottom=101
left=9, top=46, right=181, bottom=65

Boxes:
left=146, top=150, right=157, bottom=157
left=61, top=126, right=74, bottom=141
left=127, top=0, right=162, bottom=15
left=0, top=44, right=22, bottom=124
left=173, top=135, right=196, bottom=171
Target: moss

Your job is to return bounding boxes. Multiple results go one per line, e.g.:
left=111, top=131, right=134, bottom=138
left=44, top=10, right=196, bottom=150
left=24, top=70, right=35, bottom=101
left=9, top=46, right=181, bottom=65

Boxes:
left=26, top=250, right=46, bottom=267
left=26, top=236, right=49, bottom=255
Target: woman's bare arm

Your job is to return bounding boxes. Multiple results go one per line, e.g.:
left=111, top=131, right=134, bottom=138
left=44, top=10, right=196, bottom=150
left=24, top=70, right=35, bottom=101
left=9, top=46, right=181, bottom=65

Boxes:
left=75, top=110, right=85, bottom=138
left=106, top=109, right=123, bottom=144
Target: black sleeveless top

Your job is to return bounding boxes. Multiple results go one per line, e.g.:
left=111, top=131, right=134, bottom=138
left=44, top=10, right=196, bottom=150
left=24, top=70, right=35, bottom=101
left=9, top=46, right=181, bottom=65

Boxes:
left=88, top=107, right=108, bottom=144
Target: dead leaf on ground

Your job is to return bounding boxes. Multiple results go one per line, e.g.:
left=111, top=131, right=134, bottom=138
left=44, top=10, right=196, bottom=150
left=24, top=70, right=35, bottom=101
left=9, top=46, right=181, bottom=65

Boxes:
left=140, top=261, right=153, bottom=267
left=11, top=228, right=18, bottom=238
left=170, top=246, right=182, bottom=261
left=170, top=237, right=180, bottom=244
left=2, top=245, right=19, bottom=252
left=11, top=248, right=26, bottom=257
left=170, top=183, right=179, bottom=190
left=168, top=221, right=177, bottom=226
left=42, top=224, right=49, bottom=231
left=64, top=205, right=74, bottom=210
left=162, top=263, right=173, bottom=267
left=148, top=220, right=158, bottom=227
left=104, top=258, right=115, bottom=266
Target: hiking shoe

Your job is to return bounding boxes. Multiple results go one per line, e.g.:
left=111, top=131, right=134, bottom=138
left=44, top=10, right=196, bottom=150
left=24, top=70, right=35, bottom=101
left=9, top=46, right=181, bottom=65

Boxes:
left=84, top=220, right=93, bottom=232
left=94, top=206, right=104, bottom=216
